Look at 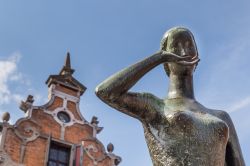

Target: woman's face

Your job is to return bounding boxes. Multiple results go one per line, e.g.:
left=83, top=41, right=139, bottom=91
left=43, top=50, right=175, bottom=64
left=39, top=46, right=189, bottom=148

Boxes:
left=166, top=30, right=197, bottom=58
left=164, top=29, right=198, bottom=76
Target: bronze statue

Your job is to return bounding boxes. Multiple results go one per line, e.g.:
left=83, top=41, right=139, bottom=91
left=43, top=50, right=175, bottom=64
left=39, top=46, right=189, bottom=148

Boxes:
left=95, top=27, right=245, bottom=166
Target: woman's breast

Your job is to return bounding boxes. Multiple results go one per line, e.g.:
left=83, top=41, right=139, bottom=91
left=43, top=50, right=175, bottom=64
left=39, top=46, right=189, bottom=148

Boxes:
left=163, top=110, right=229, bottom=142
left=144, top=109, right=229, bottom=165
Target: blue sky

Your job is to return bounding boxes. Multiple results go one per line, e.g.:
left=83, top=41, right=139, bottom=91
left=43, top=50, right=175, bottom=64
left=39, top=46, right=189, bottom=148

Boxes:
left=0, top=0, right=249, bottom=165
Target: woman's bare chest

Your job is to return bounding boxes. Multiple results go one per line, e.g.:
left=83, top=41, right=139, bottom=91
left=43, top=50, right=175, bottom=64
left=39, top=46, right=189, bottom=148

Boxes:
left=149, top=106, right=229, bottom=144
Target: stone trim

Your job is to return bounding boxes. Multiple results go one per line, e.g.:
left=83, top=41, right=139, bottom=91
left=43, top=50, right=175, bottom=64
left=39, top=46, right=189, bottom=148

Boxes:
left=0, top=123, right=25, bottom=166
left=14, top=126, right=40, bottom=143
left=44, top=107, right=82, bottom=127
left=81, top=138, right=122, bottom=166
left=69, top=145, right=75, bottom=166
left=44, top=134, right=51, bottom=166
left=3, top=81, right=121, bottom=165
left=51, top=85, right=86, bottom=122
left=0, top=123, right=8, bottom=151
left=0, top=151, right=24, bottom=166
left=41, top=84, right=101, bottom=139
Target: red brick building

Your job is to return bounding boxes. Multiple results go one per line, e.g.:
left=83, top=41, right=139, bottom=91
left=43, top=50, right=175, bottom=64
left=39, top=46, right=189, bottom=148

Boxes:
left=0, top=53, right=121, bottom=166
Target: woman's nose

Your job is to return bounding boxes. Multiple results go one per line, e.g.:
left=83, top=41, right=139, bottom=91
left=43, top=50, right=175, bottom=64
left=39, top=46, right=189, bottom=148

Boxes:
left=178, top=42, right=186, bottom=56
left=180, top=48, right=186, bottom=56
left=180, top=47, right=187, bottom=56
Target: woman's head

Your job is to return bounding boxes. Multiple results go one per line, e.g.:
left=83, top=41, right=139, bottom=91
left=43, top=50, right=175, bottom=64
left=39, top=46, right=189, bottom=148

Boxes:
left=160, top=27, right=199, bottom=76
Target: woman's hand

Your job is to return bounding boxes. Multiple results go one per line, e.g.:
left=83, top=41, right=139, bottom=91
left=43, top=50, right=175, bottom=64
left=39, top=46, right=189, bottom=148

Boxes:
left=160, top=51, right=191, bottom=62
left=160, top=51, right=200, bottom=65
left=177, top=58, right=200, bottom=65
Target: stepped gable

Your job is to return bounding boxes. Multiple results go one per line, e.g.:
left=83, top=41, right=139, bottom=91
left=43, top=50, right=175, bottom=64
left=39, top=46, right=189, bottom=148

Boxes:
left=0, top=53, right=121, bottom=166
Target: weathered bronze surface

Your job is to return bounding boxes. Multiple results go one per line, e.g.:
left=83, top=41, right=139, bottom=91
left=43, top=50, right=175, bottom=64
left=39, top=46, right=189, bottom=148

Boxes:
left=95, top=27, right=245, bottom=166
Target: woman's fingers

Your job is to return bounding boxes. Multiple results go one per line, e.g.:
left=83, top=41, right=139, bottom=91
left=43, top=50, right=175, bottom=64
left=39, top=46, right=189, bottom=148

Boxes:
left=160, top=51, right=199, bottom=64
left=191, top=54, right=198, bottom=60
left=179, top=55, right=192, bottom=60
left=161, top=52, right=192, bottom=61
left=177, top=58, right=200, bottom=65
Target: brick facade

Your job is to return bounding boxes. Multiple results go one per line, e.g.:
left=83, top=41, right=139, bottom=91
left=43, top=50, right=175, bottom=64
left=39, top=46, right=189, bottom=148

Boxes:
left=0, top=53, right=121, bottom=166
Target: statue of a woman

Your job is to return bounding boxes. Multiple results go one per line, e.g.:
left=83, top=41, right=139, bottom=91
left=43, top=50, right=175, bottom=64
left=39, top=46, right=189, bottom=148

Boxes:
left=95, top=27, right=245, bottom=166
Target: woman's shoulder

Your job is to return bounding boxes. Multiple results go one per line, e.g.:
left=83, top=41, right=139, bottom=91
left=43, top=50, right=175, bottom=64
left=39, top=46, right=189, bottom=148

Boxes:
left=207, top=109, right=233, bottom=125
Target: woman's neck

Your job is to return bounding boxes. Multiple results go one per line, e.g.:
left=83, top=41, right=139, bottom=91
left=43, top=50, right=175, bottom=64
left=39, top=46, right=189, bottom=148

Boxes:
left=167, top=73, right=195, bottom=100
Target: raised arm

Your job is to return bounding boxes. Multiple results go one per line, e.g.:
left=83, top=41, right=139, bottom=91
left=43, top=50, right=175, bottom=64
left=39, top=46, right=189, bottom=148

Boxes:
left=95, top=51, right=192, bottom=120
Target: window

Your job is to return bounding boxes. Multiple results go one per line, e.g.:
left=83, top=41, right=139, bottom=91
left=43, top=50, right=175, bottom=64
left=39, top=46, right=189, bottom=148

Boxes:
left=57, top=111, right=71, bottom=123
left=48, top=142, right=71, bottom=166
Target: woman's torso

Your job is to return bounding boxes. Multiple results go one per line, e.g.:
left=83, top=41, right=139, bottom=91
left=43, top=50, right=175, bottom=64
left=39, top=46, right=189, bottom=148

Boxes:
left=143, top=98, right=229, bottom=166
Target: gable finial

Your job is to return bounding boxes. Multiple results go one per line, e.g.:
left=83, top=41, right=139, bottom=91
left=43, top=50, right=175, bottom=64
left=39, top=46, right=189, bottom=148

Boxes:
left=65, top=52, right=71, bottom=69
left=46, top=51, right=86, bottom=95
left=60, top=52, right=75, bottom=75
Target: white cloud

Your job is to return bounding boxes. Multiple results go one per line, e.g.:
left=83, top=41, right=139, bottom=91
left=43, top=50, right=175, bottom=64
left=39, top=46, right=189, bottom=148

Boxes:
left=0, top=52, right=25, bottom=105
left=228, top=96, right=250, bottom=113
left=197, top=32, right=250, bottom=108
left=0, top=52, right=48, bottom=122
left=0, top=51, right=48, bottom=123
left=196, top=34, right=250, bottom=162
